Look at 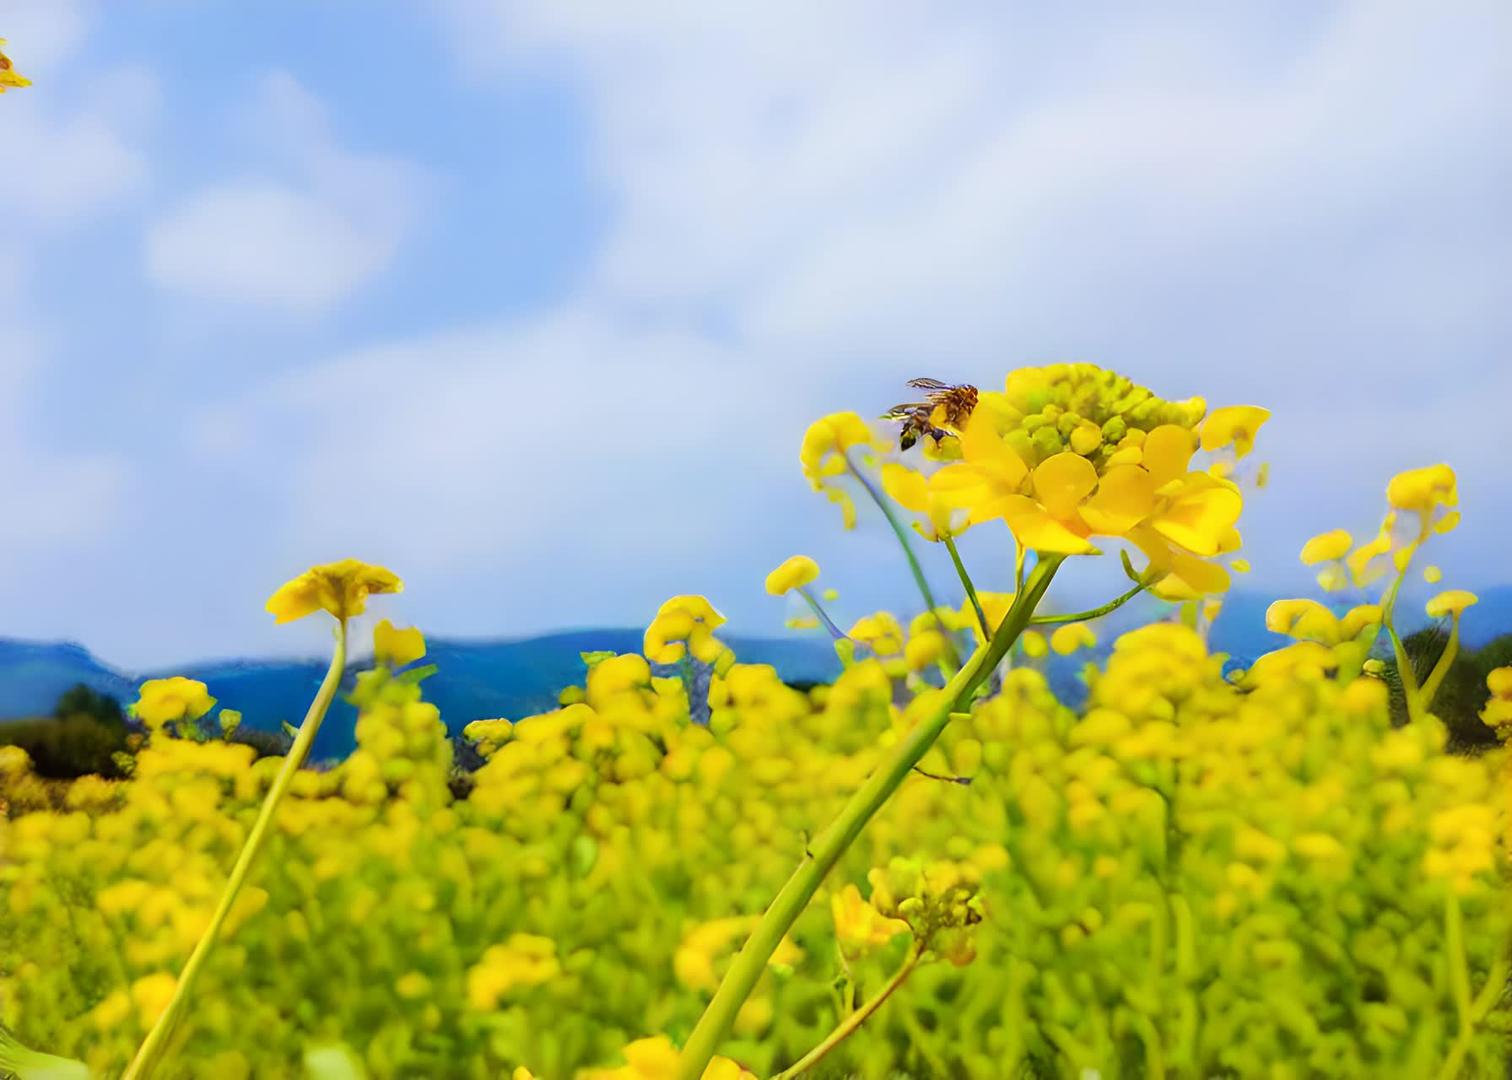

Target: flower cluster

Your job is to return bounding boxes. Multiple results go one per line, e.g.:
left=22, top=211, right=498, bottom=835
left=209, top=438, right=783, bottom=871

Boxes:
left=2, top=605, right=1503, bottom=1077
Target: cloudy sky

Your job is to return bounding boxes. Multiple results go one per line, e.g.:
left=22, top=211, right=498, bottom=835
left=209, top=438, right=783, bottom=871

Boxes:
left=2, top=1, right=1509, bottom=667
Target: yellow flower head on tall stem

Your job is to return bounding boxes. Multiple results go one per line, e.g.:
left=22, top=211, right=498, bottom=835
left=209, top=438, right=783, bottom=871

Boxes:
left=926, top=364, right=1253, bottom=597
left=266, top=559, right=403, bottom=624
left=132, top=677, right=216, bottom=732
left=800, top=412, right=885, bottom=529
left=644, top=595, right=726, bottom=664
left=764, top=555, right=819, bottom=596
left=831, top=883, right=910, bottom=960
left=0, top=40, right=31, bottom=92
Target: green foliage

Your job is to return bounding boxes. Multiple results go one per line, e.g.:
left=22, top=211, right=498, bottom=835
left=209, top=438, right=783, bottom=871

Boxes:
left=1387, top=630, right=1511, bottom=750
left=0, top=685, right=128, bottom=779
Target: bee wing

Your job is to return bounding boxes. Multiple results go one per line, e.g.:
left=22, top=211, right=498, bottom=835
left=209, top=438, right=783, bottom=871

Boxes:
left=906, top=377, right=953, bottom=390
left=881, top=402, right=927, bottom=419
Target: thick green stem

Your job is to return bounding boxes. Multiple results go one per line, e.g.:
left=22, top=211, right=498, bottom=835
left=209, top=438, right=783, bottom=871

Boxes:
left=845, top=455, right=958, bottom=666
left=676, top=557, right=1063, bottom=1078
left=1030, top=580, right=1147, bottom=626
left=122, top=620, right=348, bottom=1080
left=943, top=536, right=989, bottom=641
left=772, top=941, right=925, bottom=1079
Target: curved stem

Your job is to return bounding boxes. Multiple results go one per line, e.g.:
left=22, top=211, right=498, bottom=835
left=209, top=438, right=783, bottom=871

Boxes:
left=844, top=454, right=959, bottom=666
left=797, top=586, right=847, bottom=642
left=1030, top=580, right=1147, bottom=626
left=772, top=941, right=925, bottom=1079
left=943, top=536, right=989, bottom=641
left=676, top=556, right=1063, bottom=1078
left=123, top=619, right=348, bottom=1080
left=1418, top=615, right=1462, bottom=711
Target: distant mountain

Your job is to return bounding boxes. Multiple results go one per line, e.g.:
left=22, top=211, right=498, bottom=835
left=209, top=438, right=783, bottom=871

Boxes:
left=1, top=586, right=1506, bottom=763
left=0, top=631, right=842, bottom=762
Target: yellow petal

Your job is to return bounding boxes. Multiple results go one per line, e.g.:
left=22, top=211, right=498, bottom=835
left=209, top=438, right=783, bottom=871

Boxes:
left=373, top=619, right=427, bottom=668
left=1141, top=425, right=1196, bottom=487
left=1426, top=589, right=1478, bottom=619
left=1079, top=465, right=1156, bottom=536
left=1031, top=452, right=1098, bottom=521
left=1386, top=464, right=1457, bottom=515
left=881, top=463, right=930, bottom=514
left=764, top=555, right=820, bottom=596
left=1151, top=479, right=1243, bottom=556
left=1200, top=405, right=1270, bottom=458
left=1300, top=528, right=1353, bottom=565
left=999, top=495, right=1097, bottom=555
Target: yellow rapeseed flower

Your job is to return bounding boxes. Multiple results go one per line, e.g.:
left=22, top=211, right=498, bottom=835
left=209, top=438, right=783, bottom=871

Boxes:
left=645, top=595, right=726, bottom=664
left=764, top=555, right=819, bottom=596
left=1199, top=405, right=1271, bottom=458
left=1425, top=589, right=1477, bottom=620
left=881, top=462, right=964, bottom=541
left=1049, top=622, right=1097, bottom=656
left=580, top=1036, right=756, bottom=1080
left=374, top=619, right=426, bottom=668
left=1266, top=599, right=1342, bottom=644
left=1300, top=528, right=1353, bottom=566
left=1386, top=464, right=1457, bottom=517
left=0, top=40, right=31, bottom=92
left=133, top=677, right=216, bottom=731
left=800, top=412, right=884, bottom=529
left=831, top=883, right=910, bottom=959
left=926, top=365, right=1250, bottom=596
left=266, top=559, right=403, bottom=623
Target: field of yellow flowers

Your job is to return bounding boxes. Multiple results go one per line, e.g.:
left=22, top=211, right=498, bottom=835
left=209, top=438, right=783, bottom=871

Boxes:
left=1, top=363, right=1509, bottom=1079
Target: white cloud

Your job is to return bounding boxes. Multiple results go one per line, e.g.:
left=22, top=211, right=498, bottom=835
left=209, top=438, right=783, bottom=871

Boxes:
left=428, top=1, right=1512, bottom=597
left=144, top=72, right=424, bottom=311
left=0, top=1, right=153, bottom=227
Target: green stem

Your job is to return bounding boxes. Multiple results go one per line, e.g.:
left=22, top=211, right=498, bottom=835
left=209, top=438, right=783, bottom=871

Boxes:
left=1373, top=530, right=1428, bottom=723
left=845, top=454, right=958, bottom=666
left=1435, top=890, right=1474, bottom=1080
left=798, top=586, right=847, bottom=642
left=676, top=556, right=1063, bottom=1078
left=943, top=536, right=989, bottom=641
left=1030, top=580, right=1147, bottom=626
left=1418, top=615, right=1462, bottom=711
left=122, top=619, right=348, bottom=1080
left=771, top=941, right=925, bottom=1079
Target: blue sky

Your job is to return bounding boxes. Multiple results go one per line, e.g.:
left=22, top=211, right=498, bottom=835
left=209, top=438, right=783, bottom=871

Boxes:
left=2, top=1, right=1509, bottom=667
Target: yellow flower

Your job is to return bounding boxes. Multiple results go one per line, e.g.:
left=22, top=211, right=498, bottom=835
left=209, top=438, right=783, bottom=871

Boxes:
left=1020, top=630, right=1048, bottom=658
left=848, top=612, right=904, bottom=656
left=1266, top=599, right=1342, bottom=644
left=1481, top=667, right=1512, bottom=739
left=465, top=934, right=560, bottom=1010
left=1049, top=622, right=1097, bottom=656
left=1199, top=405, right=1270, bottom=458
left=0, top=40, right=31, bottom=92
left=1386, top=464, right=1457, bottom=517
left=831, top=883, right=910, bottom=959
left=1300, top=528, right=1352, bottom=565
left=645, top=595, right=726, bottom=664
left=800, top=412, right=884, bottom=529
left=764, top=555, right=819, bottom=596
left=929, top=366, right=1248, bottom=593
left=581, top=1036, right=755, bottom=1080
left=881, top=462, right=965, bottom=541
left=374, top=619, right=426, bottom=668
left=1423, top=564, right=1442, bottom=584
left=1425, top=589, right=1477, bottom=620
left=133, top=677, right=216, bottom=731
left=131, top=972, right=178, bottom=1029
left=266, top=559, right=403, bottom=623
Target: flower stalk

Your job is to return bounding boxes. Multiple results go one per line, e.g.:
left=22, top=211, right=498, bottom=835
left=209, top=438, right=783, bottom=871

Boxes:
left=122, top=619, right=349, bottom=1080
left=676, top=555, right=1063, bottom=1078
left=772, top=940, right=926, bottom=1079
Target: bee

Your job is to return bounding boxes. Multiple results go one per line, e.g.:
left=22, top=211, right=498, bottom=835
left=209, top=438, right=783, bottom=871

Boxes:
left=882, top=378, right=978, bottom=451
